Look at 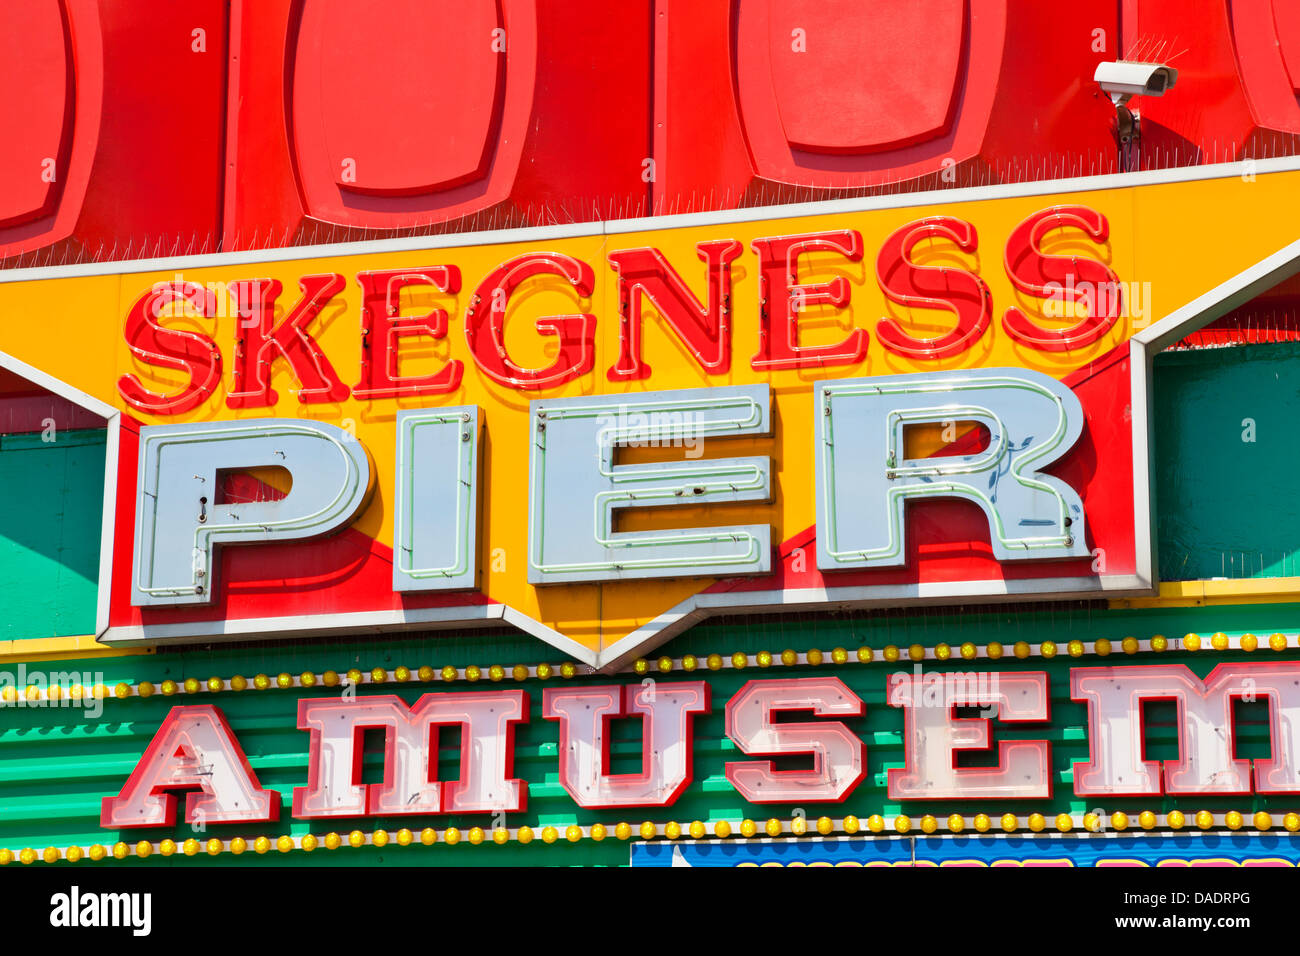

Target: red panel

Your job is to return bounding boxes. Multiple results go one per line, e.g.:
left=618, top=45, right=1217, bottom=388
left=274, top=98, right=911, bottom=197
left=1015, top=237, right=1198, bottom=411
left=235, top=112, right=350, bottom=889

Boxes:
left=298, top=0, right=503, bottom=197
left=656, top=0, right=1117, bottom=212
left=0, top=1, right=69, bottom=228
left=763, top=0, right=964, bottom=154
left=224, top=0, right=650, bottom=245
left=1131, top=0, right=1300, bottom=162
left=1274, top=1, right=1300, bottom=94
left=0, top=0, right=225, bottom=262
left=107, top=417, right=492, bottom=633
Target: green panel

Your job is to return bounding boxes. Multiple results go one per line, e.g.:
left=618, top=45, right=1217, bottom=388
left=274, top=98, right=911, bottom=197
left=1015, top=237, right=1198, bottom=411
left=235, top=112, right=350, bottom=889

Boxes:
left=0, top=429, right=105, bottom=639
left=2, top=603, right=1300, bottom=866
left=1154, top=341, right=1300, bottom=581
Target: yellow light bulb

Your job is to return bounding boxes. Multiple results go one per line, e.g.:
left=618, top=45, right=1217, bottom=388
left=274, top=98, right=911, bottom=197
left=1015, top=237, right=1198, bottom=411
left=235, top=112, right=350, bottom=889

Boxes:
left=301, top=834, right=318, bottom=852
left=493, top=828, right=509, bottom=845
left=832, top=647, right=849, bottom=664
left=867, top=815, right=885, bottom=834
left=230, top=837, right=246, bottom=855
left=731, top=652, right=748, bottom=669
left=960, top=642, right=977, bottom=661
left=420, top=828, right=437, bottom=845
left=1039, top=641, right=1057, bottom=658
left=277, top=835, right=294, bottom=853
left=590, top=824, right=607, bottom=842
left=1138, top=810, right=1157, bottom=830
left=1254, top=811, right=1272, bottom=831
left=1210, top=632, right=1229, bottom=651
left=659, top=655, right=676, bottom=672
left=1270, top=633, right=1289, bottom=652
left=857, top=646, right=874, bottom=662
left=933, top=644, right=951, bottom=662
left=367, top=667, right=384, bottom=684
left=541, top=826, right=559, bottom=844
left=1055, top=813, right=1072, bottom=832
left=842, top=815, right=860, bottom=835
left=1167, top=810, right=1186, bottom=829
left=347, top=830, right=365, bottom=848
left=765, top=818, right=783, bottom=837
left=1094, top=638, right=1111, bottom=656
left=1240, top=634, right=1258, bottom=653
left=706, top=653, right=723, bottom=671
left=1067, top=640, right=1084, bottom=657
left=444, top=827, right=461, bottom=845
left=807, top=648, right=824, bottom=666
left=615, top=823, right=632, bottom=840
left=372, top=830, right=390, bottom=848
left=973, top=813, right=991, bottom=833
left=682, top=654, right=698, bottom=671
left=714, top=820, right=733, bottom=839
left=441, top=665, right=458, bottom=682
left=920, top=815, right=937, bottom=834
left=1111, top=811, right=1129, bottom=830
left=739, top=819, right=757, bottom=838
left=1027, top=813, right=1045, bottom=832
left=1121, top=637, right=1139, bottom=655
left=639, top=822, right=657, bottom=840
left=516, top=826, right=534, bottom=844
left=908, top=644, right=925, bottom=662
left=324, top=832, right=342, bottom=850
left=987, top=642, right=1004, bottom=660
left=1224, top=810, right=1244, bottom=830
left=816, top=816, right=834, bottom=836
left=948, top=814, right=965, bottom=833
left=883, top=645, right=900, bottom=663
left=1195, top=811, right=1214, bottom=829
left=689, top=821, right=706, bottom=839
left=468, top=827, right=485, bottom=845
left=254, top=836, right=271, bottom=854
left=1001, top=813, right=1018, bottom=832
left=1013, top=641, right=1030, bottom=659
left=1150, top=634, right=1168, bottom=652
left=1182, top=633, right=1201, bottom=651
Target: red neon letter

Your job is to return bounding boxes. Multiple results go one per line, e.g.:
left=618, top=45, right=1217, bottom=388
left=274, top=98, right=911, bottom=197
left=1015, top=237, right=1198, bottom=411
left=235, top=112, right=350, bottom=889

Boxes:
left=465, top=252, right=596, bottom=389
left=606, top=240, right=742, bottom=381
left=875, top=216, right=992, bottom=359
left=117, top=281, right=222, bottom=415
left=1072, top=662, right=1300, bottom=797
left=887, top=670, right=1051, bottom=799
left=226, top=274, right=351, bottom=407
left=293, top=691, right=528, bottom=817
left=1001, top=205, right=1123, bottom=352
left=100, top=705, right=279, bottom=828
left=724, top=677, right=866, bottom=803
left=750, top=230, right=867, bottom=370
left=353, top=267, right=463, bottom=398
left=543, top=681, right=710, bottom=808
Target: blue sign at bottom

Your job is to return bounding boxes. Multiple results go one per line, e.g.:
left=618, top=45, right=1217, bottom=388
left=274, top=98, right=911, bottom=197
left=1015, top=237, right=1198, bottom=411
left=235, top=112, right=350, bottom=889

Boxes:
left=631, top=833, right=1300, bottom=867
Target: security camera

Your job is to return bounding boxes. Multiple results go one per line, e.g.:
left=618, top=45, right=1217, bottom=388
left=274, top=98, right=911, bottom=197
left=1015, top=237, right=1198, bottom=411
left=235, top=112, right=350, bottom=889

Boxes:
left=1094, top=61, right=1178, bottom=106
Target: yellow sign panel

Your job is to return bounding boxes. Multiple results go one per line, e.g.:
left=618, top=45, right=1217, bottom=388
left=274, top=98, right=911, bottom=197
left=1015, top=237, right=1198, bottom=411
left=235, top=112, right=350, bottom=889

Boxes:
left=2, top=163, right=1297, bottom=668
